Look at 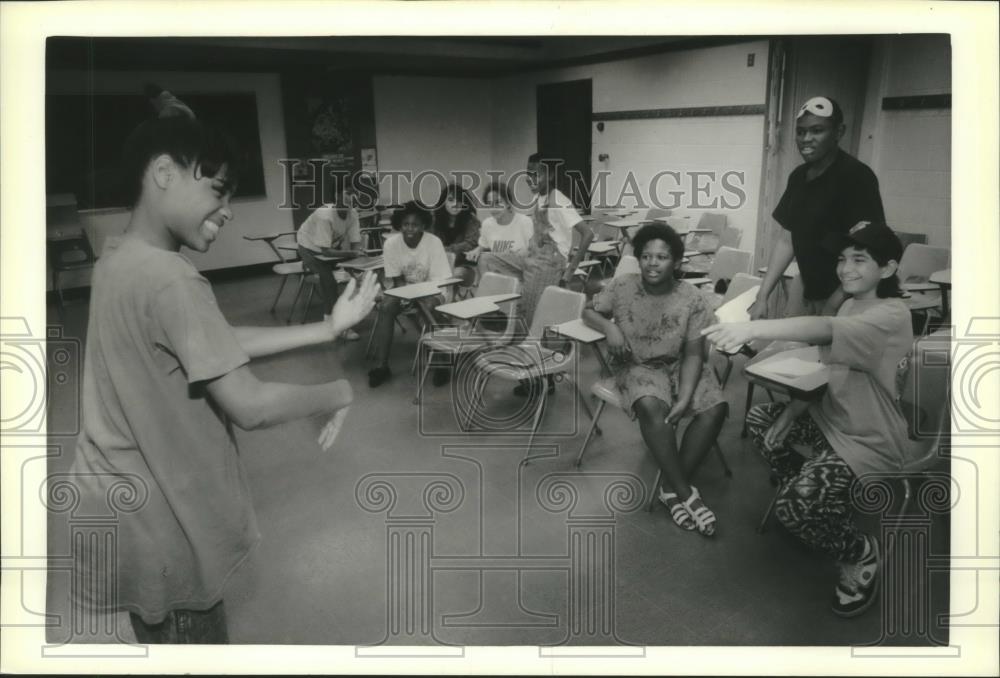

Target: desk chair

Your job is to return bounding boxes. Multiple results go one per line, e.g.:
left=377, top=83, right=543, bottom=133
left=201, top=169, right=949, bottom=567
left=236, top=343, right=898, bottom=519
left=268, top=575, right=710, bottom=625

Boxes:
left=756, top=332, right=950, bottom=535
left=685, top=247, right=753, bottom=294
left=885, top=329, right=950, bottom=550
left=47, top=194, right=96, bottom=319
left=574, top=372, right=732, bottom=512
left=243, top=232, right=324, bottom=324
left=462, top=286, right=588, bottom=460
left=413, top=272, right=520, bottom=404
left=897, top=244, right=950, bottom=334
left=708, top=272, right=763, bottom=388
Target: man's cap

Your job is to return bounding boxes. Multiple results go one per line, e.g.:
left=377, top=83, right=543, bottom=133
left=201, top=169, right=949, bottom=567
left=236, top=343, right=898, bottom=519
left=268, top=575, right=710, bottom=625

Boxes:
left=824, top=220, right=904, bottom=262
left=797, top=96, right=839, bottom=120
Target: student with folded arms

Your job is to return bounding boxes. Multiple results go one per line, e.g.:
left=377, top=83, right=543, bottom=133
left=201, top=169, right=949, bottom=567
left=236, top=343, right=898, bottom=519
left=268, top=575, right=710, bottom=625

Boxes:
left=703, top=220, right=913, bottom=618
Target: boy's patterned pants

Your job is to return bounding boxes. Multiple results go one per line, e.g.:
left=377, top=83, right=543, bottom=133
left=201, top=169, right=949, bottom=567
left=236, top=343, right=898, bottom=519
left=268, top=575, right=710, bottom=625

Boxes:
left=745, top=402, right=869, bottom=563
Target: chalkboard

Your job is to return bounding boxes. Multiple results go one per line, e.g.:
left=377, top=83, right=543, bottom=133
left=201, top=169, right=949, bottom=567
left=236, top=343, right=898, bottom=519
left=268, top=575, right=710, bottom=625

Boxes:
left=45, top=93, right=266, bottom=210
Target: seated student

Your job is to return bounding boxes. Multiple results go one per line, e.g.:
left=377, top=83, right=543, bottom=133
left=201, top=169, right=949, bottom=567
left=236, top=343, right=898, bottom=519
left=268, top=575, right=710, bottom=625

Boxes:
left=368, top=200, right=453, bottom=388
left=465, top=180, right=534, bottom=264
left=296, top=189, right=364, bottom=339
left=702, top=220, right=912, bottom=618
left=583, top=223, right=728, bottom=537
left=432, top=183, right=481, bottom=288
left=70, top=111, right=379, bottom=644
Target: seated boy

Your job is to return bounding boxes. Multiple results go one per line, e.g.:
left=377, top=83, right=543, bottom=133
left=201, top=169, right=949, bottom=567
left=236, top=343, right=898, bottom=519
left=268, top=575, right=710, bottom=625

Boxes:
left=367, top=200, right=452, bottom=388
left=70, top=112, right=379, bottom=643
left=296, top=189, right=364, bottom=338
left=702, top=221, right=914, bottom=618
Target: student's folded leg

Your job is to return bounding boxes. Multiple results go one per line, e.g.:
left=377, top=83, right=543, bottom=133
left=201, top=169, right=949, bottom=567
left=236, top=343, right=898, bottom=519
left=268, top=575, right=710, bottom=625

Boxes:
left=773, top=448, right=878, bottom=616
left=129, top=600, right=228, bottom=644
left=746, top=402, right=808, bottom=481
left=299, top=247, right=338, bottom=316
left=369, top=297, right=401, bottom=387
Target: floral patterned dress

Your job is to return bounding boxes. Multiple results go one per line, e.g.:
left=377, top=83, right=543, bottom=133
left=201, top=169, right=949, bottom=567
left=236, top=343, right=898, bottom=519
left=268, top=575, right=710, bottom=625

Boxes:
left=591, top=274, right=724, bottom=419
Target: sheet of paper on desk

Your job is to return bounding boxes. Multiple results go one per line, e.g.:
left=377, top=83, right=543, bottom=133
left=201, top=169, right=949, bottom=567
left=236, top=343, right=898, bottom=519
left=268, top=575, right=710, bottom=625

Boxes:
left=714, top=285, right=759, bottom=324
left=760, top=357, right=825, bottom=379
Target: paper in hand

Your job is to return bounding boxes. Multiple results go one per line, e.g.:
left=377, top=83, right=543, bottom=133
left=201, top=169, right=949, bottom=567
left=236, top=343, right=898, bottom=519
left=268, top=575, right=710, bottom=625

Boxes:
left=711, top=285, right=760, bottom=354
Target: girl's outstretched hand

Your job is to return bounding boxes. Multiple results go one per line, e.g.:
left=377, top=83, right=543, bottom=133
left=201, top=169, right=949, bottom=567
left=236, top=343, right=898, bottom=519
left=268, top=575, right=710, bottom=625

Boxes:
left=329, top=271, right=380, bottom=339
left=318, top=406, right=350, bottom=451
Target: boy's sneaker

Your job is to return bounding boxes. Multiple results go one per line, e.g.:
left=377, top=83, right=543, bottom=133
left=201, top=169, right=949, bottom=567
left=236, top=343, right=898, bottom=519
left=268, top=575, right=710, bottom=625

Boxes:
left=832, top=536, right=880, bottom=618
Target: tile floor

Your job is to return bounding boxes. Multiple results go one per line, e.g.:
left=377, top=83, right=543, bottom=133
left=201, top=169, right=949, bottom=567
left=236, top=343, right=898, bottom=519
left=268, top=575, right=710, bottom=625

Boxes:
left=45, top=273, right=951, bottom=647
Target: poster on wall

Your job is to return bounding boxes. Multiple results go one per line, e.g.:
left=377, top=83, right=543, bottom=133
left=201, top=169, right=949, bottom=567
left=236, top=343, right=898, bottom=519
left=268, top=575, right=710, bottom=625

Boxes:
left=308, top=95, right=354, bottom=173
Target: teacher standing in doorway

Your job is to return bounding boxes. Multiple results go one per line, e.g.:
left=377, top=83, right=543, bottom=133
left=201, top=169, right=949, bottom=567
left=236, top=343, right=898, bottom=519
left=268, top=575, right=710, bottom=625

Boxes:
left=752, top=95, right=886, bottom=319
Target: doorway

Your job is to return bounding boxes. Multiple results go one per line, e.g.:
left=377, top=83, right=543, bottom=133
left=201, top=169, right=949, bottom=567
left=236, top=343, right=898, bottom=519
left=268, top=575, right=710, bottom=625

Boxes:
left=536, top=78, right=593, bottom=212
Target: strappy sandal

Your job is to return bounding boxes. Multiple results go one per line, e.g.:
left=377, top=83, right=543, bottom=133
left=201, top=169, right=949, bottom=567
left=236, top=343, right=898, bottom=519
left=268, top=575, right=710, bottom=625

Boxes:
left=682, top=486, right=717, bottom=537
left=659, top=490, right=697, bottom=531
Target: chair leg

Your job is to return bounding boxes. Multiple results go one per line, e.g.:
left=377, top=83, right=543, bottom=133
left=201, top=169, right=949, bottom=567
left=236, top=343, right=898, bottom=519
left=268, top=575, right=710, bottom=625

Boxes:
left=287, top=275, right=306, bottom=325
left=712, top=442, right=733, bottom=477
left=411, top=324, right=429, bottom=376
left=270, top=276, right=289, bottom=314
left=522, top=389, right=548, bottom=464
left=646, top=469, right=663, bottom=512
left=720, top=357, right=734, bottom=389
left=413, top=347, right=434, bottom=405
left=300, top=284, right=316, bottom=324
left=575, top=400, right=607, bottom=467
left=570, top=376, right=599, bottom=431
left=757, top=483, right=782, bottom=533
left=461, top=371, right=488, bottom=432
left=741, top=382, right=756, bottom=438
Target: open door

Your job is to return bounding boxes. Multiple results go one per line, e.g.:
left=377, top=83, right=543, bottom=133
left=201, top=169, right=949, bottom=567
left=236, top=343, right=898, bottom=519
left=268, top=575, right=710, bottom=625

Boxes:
left=537, top=78, right=593, bottom=212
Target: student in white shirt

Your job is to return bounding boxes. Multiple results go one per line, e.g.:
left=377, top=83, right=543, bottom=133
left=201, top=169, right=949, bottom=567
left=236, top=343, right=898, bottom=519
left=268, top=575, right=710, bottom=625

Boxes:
left=702, top=220, right=913, bottom=619
left=466, top=180, right=534, bottom=264
left=296, top=190, right=364, bottom=339
left=368, top=201, right=452, bottom=388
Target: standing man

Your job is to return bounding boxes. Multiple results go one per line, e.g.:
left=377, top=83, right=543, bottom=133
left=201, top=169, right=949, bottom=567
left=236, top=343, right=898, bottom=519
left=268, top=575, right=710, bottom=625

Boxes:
left=752, top=96, right=886, bottom=319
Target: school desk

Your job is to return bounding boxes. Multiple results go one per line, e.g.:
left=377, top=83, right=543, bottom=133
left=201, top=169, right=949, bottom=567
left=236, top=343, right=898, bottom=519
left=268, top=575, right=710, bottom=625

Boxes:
left=744, top=345, right=829, bottom=399
left=338, top=255, right=385, bottom=272
left=550, top=318, right=612, bottom=377
left=384, top=278, right=465, bottom=325
left=434, top=293, right=522, bottom=321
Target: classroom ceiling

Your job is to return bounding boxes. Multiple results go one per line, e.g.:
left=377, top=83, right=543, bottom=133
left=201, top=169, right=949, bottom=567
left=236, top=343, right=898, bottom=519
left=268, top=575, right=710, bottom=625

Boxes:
left=47, top=36, right=743, bottom=76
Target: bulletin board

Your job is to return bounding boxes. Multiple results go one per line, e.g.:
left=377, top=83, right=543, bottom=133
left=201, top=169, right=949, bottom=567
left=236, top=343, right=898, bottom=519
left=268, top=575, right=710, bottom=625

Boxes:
left=45, top=92, right=267, bottom=210
left=280, top=72, right=377, bottom=227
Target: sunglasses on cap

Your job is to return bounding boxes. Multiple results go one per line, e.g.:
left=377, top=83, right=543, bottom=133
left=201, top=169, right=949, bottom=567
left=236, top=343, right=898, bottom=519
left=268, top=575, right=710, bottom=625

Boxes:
left=797, top=96, right=835, bottom=119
